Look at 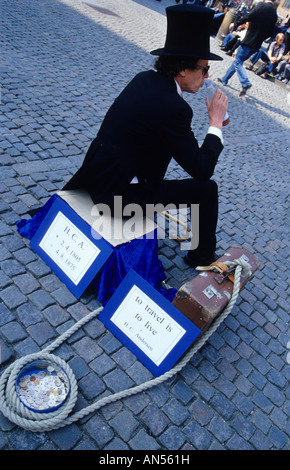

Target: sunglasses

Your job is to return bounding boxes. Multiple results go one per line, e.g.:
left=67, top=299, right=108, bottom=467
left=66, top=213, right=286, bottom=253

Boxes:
left=194, top=64, right=210, bottom=76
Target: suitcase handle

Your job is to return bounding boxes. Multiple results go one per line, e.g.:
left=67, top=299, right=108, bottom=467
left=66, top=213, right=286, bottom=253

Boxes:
left=196, top=261, right=236, bottom=284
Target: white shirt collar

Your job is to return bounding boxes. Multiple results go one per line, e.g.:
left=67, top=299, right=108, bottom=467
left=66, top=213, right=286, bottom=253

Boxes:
left=174, top=79, right=183, bottom=97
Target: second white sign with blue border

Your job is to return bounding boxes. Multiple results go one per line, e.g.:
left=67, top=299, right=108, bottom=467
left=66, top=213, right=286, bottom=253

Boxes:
left=99, top=270, right=201, bottom=376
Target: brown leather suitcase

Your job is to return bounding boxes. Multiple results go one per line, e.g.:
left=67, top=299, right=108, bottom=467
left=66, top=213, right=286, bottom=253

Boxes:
left=172, top=246, right=260, bottom=333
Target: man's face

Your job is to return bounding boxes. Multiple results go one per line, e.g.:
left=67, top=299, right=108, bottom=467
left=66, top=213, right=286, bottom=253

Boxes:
left=176, top=59, right=209, bottom=94
left=276, top=37, right=284, bottom=45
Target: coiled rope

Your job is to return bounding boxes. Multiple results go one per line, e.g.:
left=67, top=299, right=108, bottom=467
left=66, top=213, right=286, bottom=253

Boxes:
left=0, top=258, right=250, bottom=432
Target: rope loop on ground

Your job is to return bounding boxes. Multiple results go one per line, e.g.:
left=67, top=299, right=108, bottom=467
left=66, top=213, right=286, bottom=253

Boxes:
left=0, top=258, right=249, bottom=432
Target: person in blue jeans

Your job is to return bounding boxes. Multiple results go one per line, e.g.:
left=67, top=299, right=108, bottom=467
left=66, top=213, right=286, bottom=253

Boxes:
left=246, top=33, right=285, bottom=77
left=218, top=44, right=255, bottom=95
left=218, top=0, right=277, bottom=96
left=275, top=51, right=290, bottom=83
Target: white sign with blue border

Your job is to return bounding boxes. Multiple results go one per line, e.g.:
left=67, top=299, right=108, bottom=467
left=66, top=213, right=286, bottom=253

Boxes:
left=30, top=195, right=113, bottom=298
left=98, top=270, right=201, bottom=376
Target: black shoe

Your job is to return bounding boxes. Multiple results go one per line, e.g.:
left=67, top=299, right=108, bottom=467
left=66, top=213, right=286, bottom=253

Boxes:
left=239, top=84, right=252, bottom=97
left=217, top=77, right=226, bottom=86
left=184, top=252, right=218, bottom=269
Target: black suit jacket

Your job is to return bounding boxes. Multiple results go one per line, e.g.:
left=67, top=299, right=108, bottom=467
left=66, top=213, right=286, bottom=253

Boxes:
left=238, top=1, right=277, bottom=51
left=64, top=70, right=223, bottom=206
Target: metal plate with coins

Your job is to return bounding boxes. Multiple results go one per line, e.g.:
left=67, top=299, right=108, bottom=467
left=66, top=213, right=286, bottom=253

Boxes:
left=15, top=360, right=70, bottom=413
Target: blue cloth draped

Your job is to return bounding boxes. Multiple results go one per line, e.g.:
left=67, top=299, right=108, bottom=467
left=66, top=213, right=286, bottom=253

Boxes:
left=17, top=195, right=177, bottom=305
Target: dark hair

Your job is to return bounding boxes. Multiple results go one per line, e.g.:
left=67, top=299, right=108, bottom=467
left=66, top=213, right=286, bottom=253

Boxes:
left=154, top=55, right=199, bottom=79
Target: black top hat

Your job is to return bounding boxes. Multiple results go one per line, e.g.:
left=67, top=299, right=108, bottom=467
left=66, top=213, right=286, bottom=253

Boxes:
left=150, top=5, right=222, bottom=61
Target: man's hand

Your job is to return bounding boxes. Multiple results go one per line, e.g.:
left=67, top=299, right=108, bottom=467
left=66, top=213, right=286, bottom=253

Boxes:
left=206, top=89, right=228, bottom=129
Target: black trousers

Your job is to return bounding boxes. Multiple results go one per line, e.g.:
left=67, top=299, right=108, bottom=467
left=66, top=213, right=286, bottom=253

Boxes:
left=120, top=178, right=218, bottom=257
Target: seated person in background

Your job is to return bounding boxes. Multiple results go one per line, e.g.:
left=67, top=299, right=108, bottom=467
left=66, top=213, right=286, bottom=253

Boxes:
left=279, top=15, right=290, bottom=34
left=221, top=23, right=248, bottom=55
left=246, top=33, right=285, bottom=77
left=210, top=3, right=227, bottom=36
left=267, top=15, right=290, bottom=42
left=234, top=1, right=248, bottom=21
left=274, top=50, right=290, bottom=83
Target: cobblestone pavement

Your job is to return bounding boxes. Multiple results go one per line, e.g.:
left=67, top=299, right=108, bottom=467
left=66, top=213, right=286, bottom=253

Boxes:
left=0, top=0, right=289, bottom=451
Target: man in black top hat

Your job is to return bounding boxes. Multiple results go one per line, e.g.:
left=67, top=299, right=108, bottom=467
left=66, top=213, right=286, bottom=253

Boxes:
left=63, top=5, right=228, bottom=268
